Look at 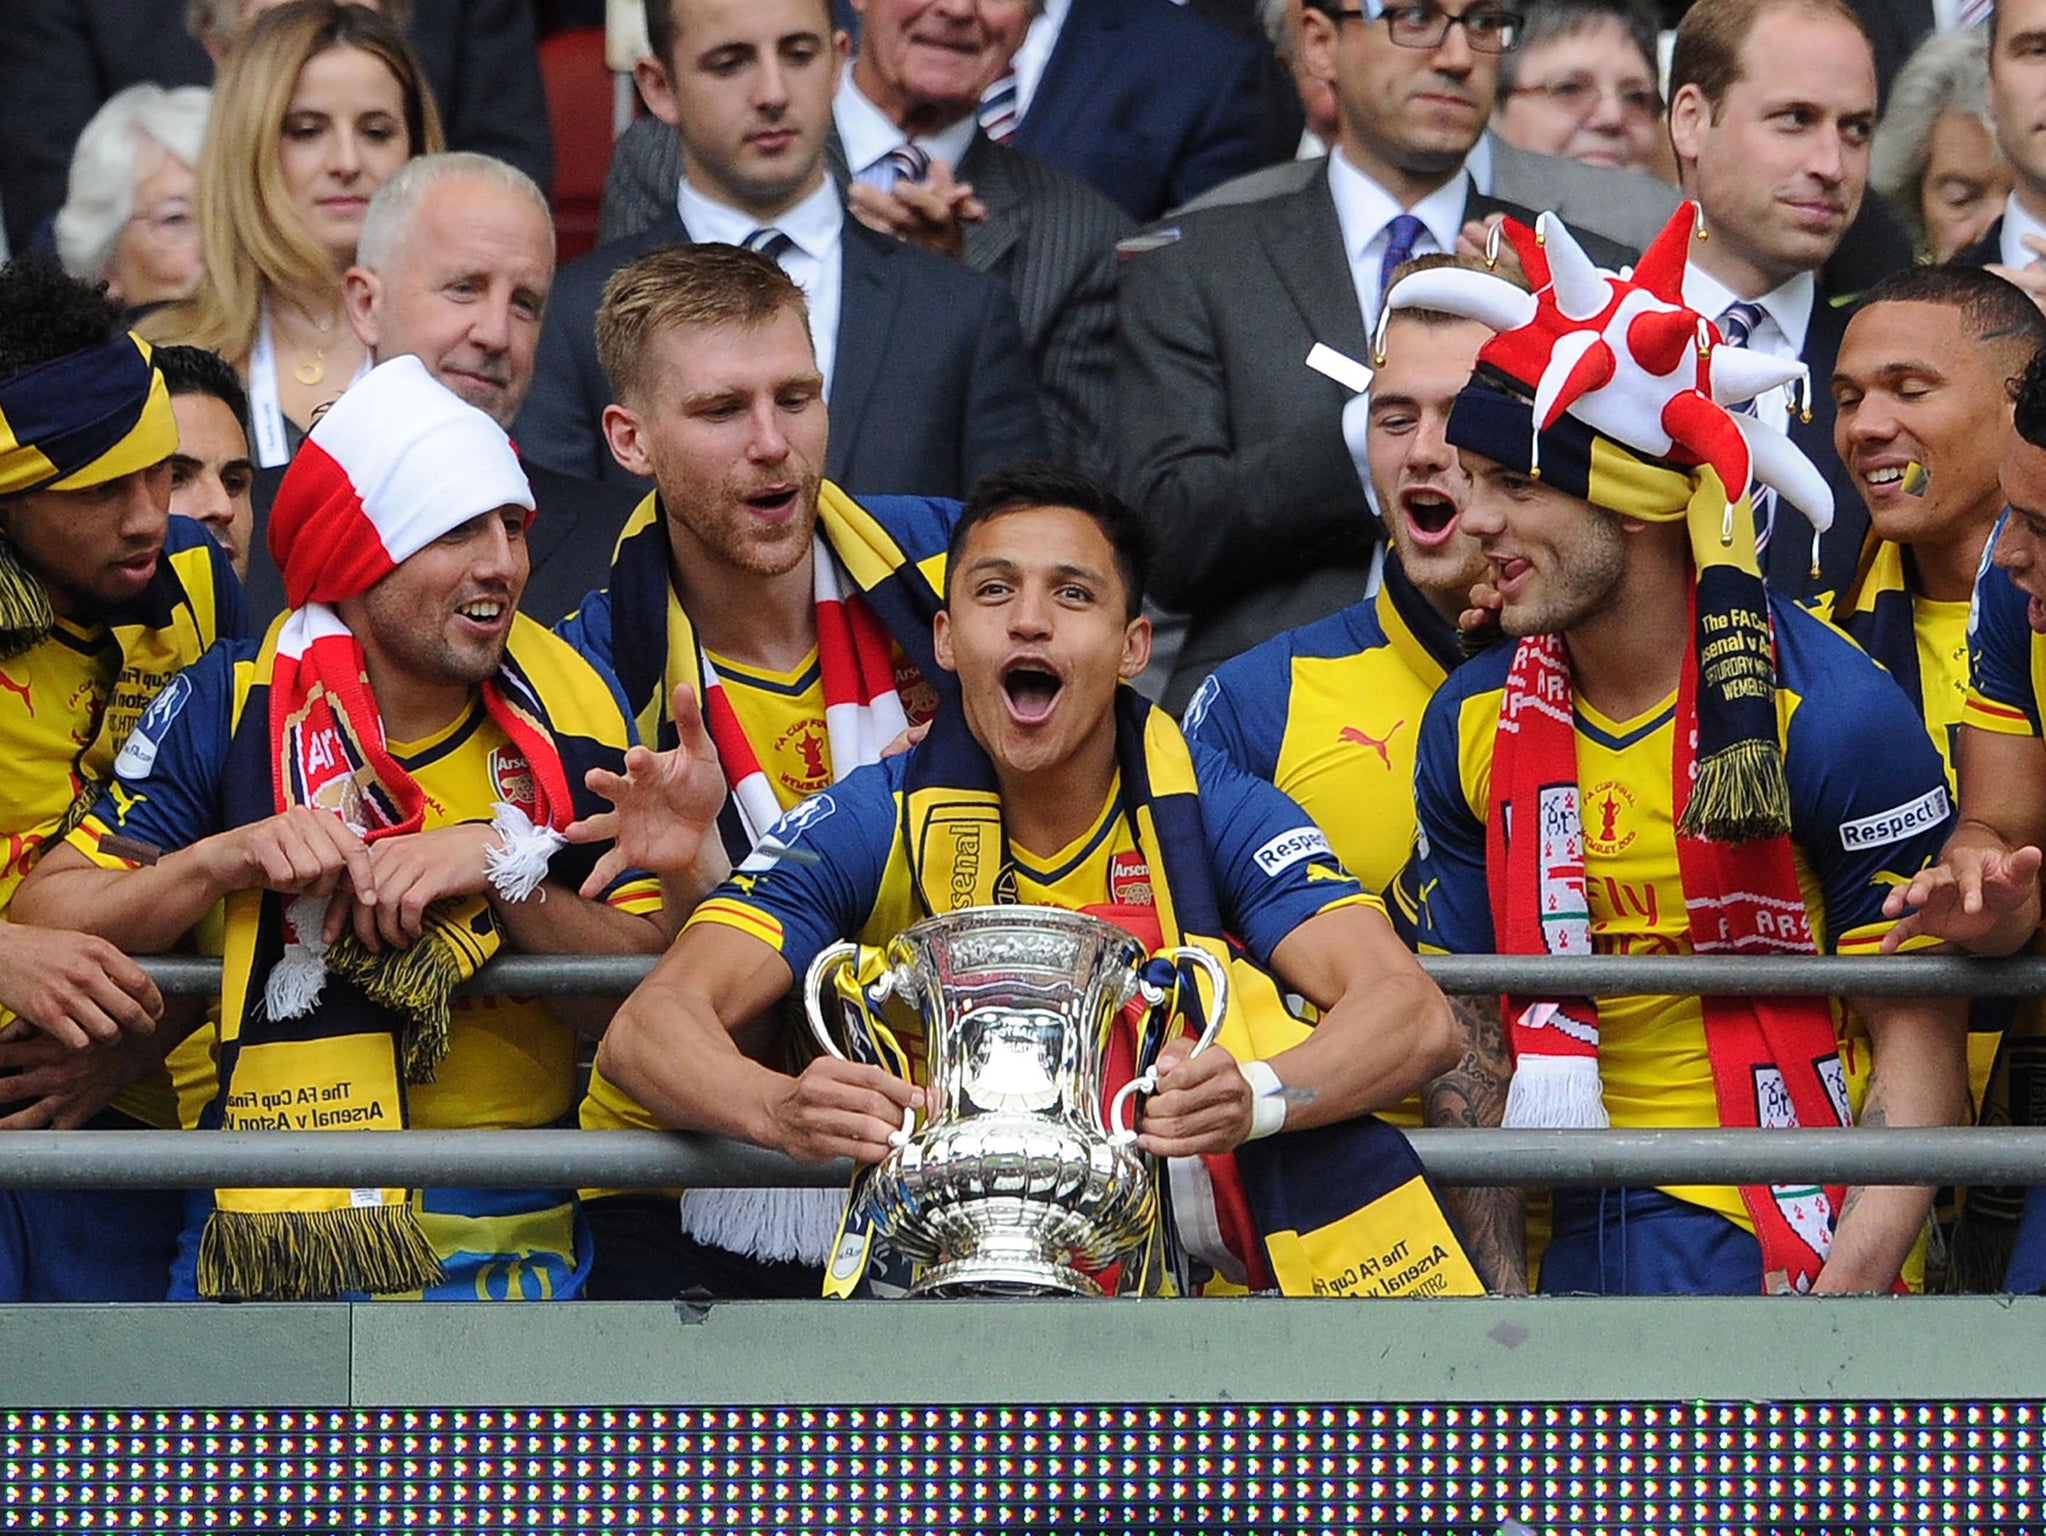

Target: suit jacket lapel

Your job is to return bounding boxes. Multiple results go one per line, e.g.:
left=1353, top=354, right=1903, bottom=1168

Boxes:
left=1775, top=290, right=1864, bottom=595
left=829, top=222, right=908, bottom=474
left=1256, top=170, right=1376, bottom=362
left=1013, top=0, right=1120, bottom=153
left=1954, top=216, right=2003, bottom=269
left=958, top=135, right=1024, bottom=274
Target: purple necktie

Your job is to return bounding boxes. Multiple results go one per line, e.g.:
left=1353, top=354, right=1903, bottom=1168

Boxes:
left=1379, top=213, right=1427, bottom=297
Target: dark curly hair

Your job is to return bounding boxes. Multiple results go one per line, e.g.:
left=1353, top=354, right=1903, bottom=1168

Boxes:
left=2013, top=347, right=2046, bottom=454
left=0, top=258, right=125, bottom=384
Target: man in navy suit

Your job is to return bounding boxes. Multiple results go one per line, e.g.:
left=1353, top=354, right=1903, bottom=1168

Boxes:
left=1000, top=0, right=1283, bottom=222
left=516, top=0, right=1047, bottom=499
left=1953, top=0, right=2046, bottom=311
left=1666, top=0, right=1894, bottom=599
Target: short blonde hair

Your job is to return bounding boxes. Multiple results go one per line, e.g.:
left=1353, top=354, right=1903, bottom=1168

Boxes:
left=158, top=0, right=443, bottom=362
left=595, top=243, right=812, bottom=406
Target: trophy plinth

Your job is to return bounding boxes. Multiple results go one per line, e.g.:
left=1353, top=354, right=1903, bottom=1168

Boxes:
left=806, top=906, right=1226, bottom=1297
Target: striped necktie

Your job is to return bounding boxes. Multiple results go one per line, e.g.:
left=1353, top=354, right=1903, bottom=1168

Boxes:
left=743, top=227, right=796, bottom=262
left=855, top=141, right=932, bottom=193
left=1716, top=300, right=1778, bottom=555
left=1379, top=213, right=1427, bottom=300
left=1956, top=0, right=1993, bottom=27
left=979, top=73, right=1019, bottom=144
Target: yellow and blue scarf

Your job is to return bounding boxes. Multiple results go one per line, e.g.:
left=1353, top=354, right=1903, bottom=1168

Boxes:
left=600, top=484, right=950, bottom=859
left=1828, top=536, right=1923, bottom=710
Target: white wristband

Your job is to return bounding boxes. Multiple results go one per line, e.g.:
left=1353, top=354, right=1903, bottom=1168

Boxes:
left=1240, top=1059, right=1287, bottom=1140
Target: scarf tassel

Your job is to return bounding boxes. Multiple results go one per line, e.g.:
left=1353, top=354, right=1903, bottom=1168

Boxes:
left=484, top=800, right=566, bottom=902
left=322, top=930, right=461, bottom=1082
left=0, top=534, right=54, bottom=660
left=1501, top=1051, right=1610, bottom=1130
left=265, top=894, right=333, bottom=1021
left=1677, top=737, right=1793, bottom=844
left=197, top=1204, right=445, bottom=1300
left=678, top=1186, right=850, bottom=1266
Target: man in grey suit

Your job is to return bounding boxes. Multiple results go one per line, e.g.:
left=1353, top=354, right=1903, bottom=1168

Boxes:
left=517, top=0, right=1047, bottom=499
left=1179, top=130, right=1680, bottom=250
left=1183, top=0, right=1678, bottom=245
left=1117, top=0, right=1632, bottom=709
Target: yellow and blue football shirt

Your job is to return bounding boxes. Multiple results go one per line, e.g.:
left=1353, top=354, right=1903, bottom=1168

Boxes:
left=69, top=633, right=659, bottom=1300
left=1181, top=562, right=1464, bottom=1132
left=1181, top=561, right=1462, bottom=905
left=1966, top=535, right=2046, bottom=738
left=687, top=742, right=1381, bottom=1072
left=1413, top=594, right=1952, bottom=1230
left=0, top=515, right=244, bottom=1129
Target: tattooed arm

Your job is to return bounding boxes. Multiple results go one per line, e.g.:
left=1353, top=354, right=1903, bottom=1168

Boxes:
left=1812, top=992, right=1971, bottom=1294
left=1426, top=990, right=1528, bottom=1294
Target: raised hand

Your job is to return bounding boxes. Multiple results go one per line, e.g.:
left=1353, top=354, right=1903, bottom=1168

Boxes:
left=566, top=682, right=729, bottom=897
left=0, top=922, right=164, bottom=1048
left=847, top=161, right=986, bottom=263
left=1986, top=233, right=2046, bottom=318
left=1136, top=1035, right=1255, bottom=1158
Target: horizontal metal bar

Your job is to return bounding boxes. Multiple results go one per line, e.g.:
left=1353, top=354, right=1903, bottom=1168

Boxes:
left=129, top=952, right=2046, bottom=997
left=11, top=1128, right=2046, bottom=1190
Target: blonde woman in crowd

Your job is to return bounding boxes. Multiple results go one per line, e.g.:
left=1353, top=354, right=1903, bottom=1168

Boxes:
left=55, top=84, right=212, bottom=315
left=150, top=0, right=442, bottom=467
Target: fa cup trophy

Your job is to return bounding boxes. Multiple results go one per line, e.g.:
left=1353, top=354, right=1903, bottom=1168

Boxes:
left=804, top=906, right=1227, bottom=1296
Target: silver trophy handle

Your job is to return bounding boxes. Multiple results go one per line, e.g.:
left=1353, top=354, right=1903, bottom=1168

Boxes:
left=1108, top=944, right=1232, bottom=1143
left=1153, top=945, right=1229, bottom=1059
left=804, top=940, right=863, bottom=1061
left=802, top=940, right=915, bottom=1146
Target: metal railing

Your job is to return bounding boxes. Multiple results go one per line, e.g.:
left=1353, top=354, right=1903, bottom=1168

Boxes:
left=128, top=951, right=2046, bottom=998
left=0, top=951, right=2028, bottom=1193
left=8, top=1127, right=2046, bottom=1190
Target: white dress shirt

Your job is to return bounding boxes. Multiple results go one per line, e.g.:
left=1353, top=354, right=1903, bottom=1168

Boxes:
left=1326, top=150, right=1472, bottom=330
left=2000, top=191, right=2046, bottom=270
left=836, top=75, right=978, bottom=178
left=1008, top=0, right=1073, bottom=122
left=1463, top=133, right=1495, bottom=196
left=1680, top=263, right=1816, bottom=441
left=677, top=177, right=844, bottom=397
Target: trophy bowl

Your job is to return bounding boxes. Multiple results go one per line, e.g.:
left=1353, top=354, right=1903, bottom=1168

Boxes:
left=805, top=905, right=1226, bottom=1297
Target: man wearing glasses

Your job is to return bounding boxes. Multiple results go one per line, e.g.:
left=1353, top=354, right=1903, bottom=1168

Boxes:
left=1116, top=0, right=1632, bottom=712
left=1490, top=0, right=1667, bottom=178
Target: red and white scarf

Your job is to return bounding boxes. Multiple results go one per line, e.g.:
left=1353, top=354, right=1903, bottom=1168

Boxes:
left=676, top=536, right=915, bottom=1267
left=260, top=355, right=566, bottom=1022
left=1486, top=621, right=1856, bottom=1292
left=697, top=536, right=910, bottom=843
